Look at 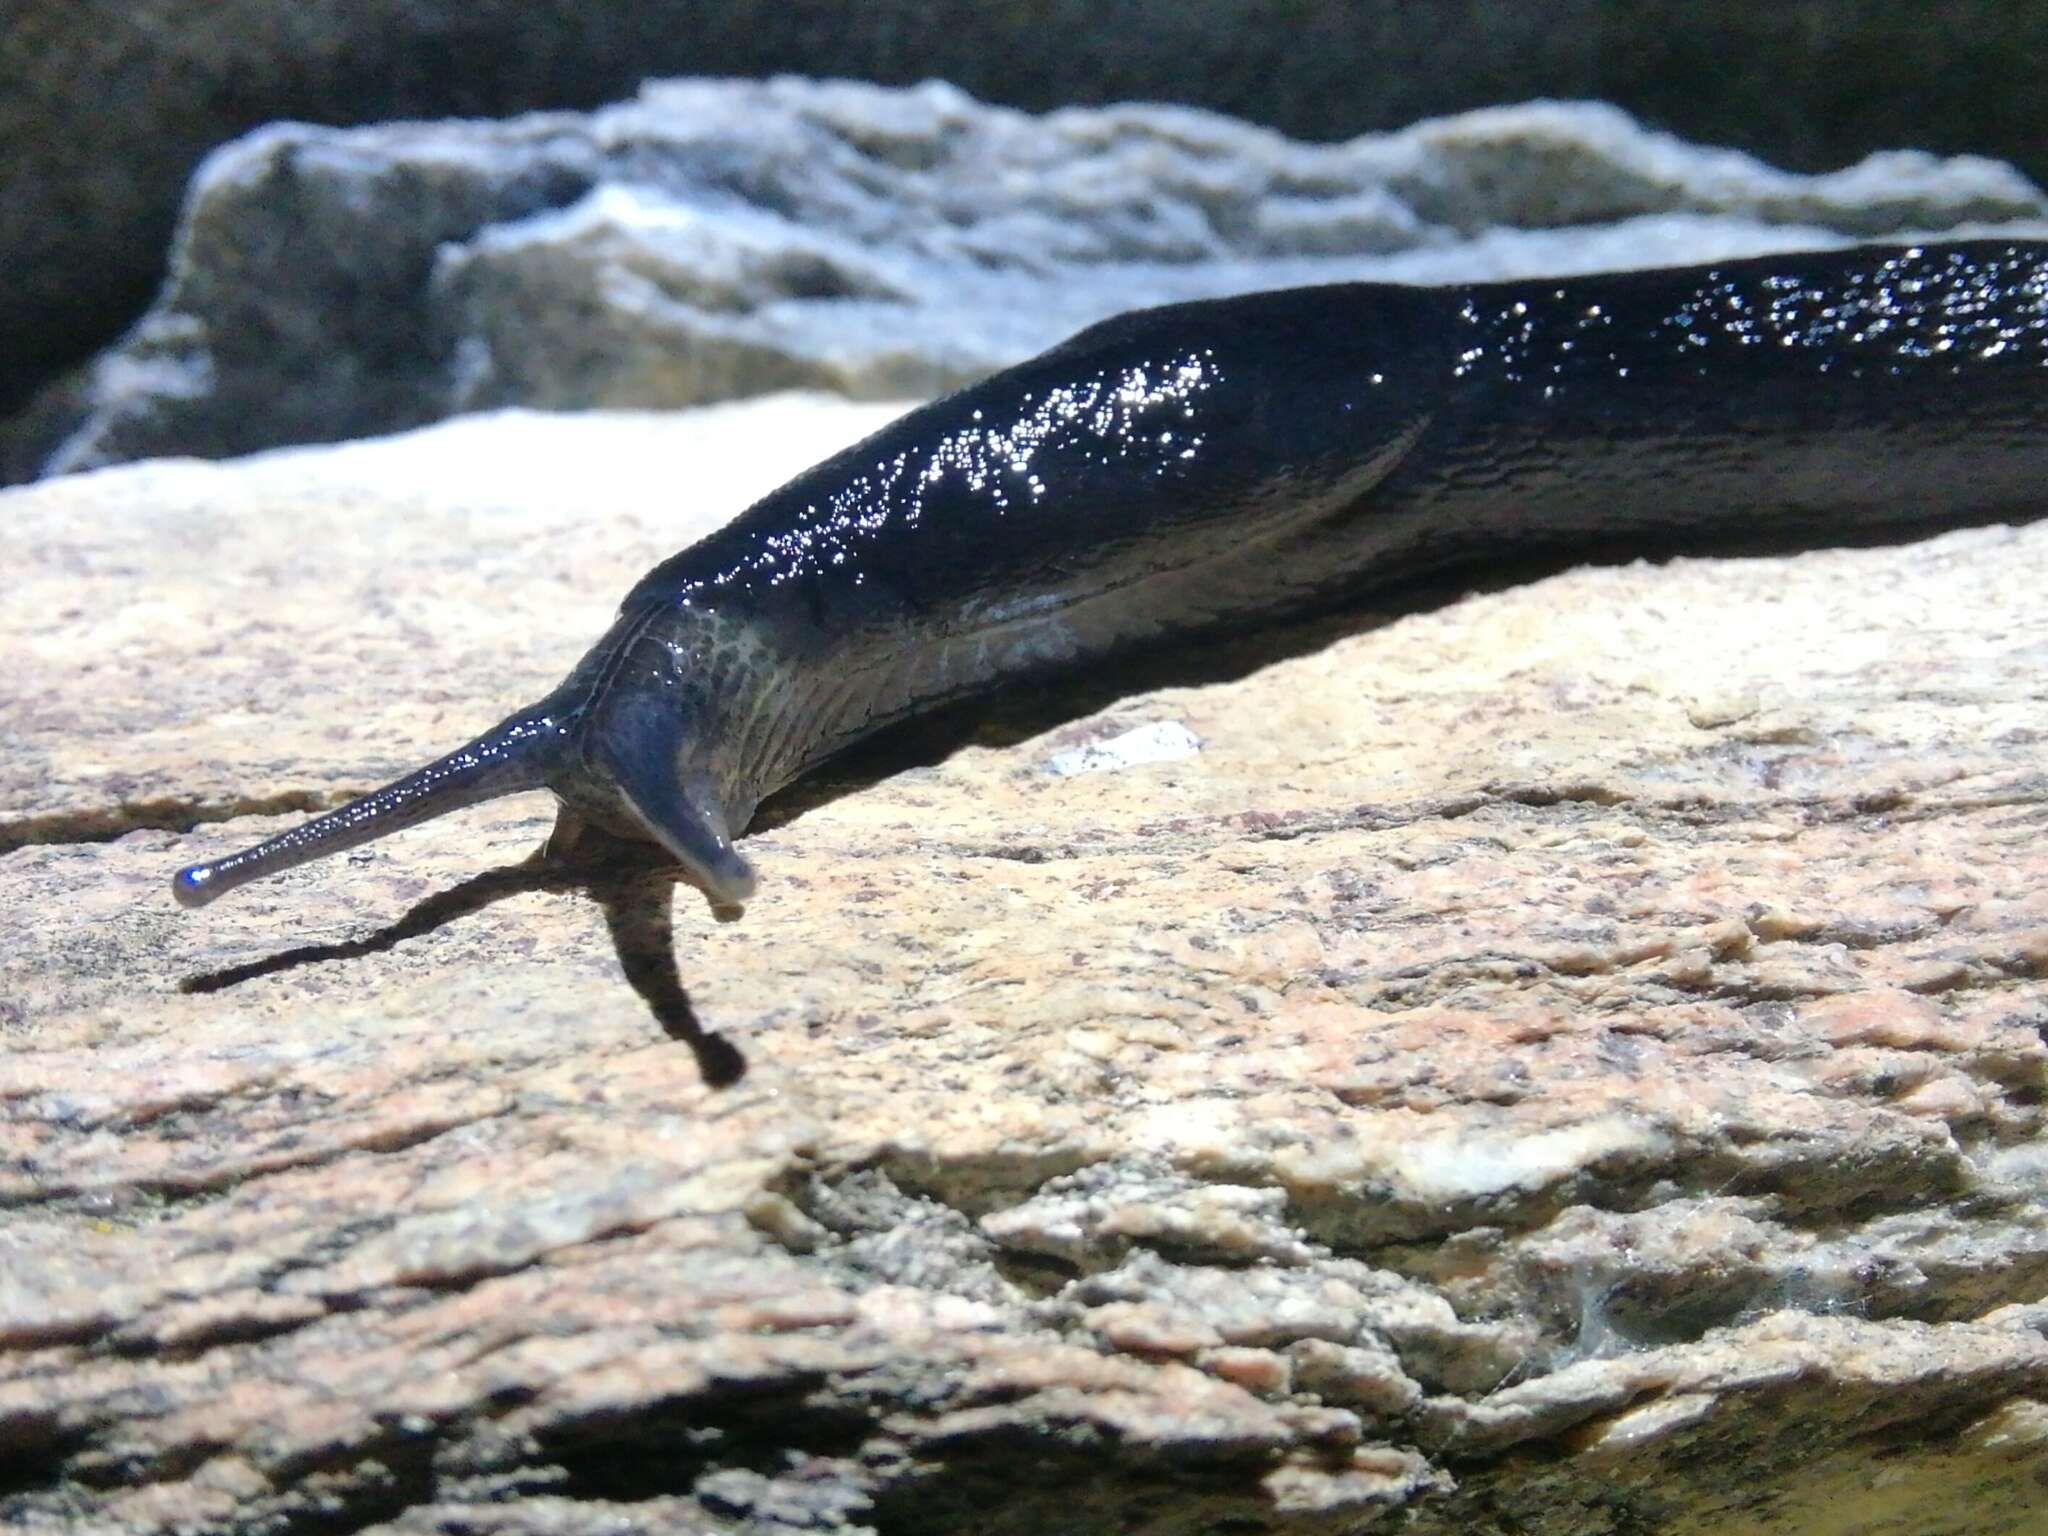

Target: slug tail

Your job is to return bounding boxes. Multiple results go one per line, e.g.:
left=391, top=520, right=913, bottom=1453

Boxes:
left=170, top=703, right=572, bottom=909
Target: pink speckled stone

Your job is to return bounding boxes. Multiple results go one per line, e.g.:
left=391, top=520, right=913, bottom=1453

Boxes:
left=3, top=400, right=2045, bottom=1533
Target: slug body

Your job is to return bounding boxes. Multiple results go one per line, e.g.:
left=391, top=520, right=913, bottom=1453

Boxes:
left=174, top=241, right=2048, bottom=910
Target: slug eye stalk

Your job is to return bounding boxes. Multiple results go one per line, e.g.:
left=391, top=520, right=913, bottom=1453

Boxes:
left=170, top=705, right=575, bottom=910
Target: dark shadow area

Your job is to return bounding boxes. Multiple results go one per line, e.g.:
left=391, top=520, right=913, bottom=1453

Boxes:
left=178, top=863, right=551, bottom=996
left=538, top=1377, right=1284, bottom=1533
left=756, top=505, right=2045, bottom=831
left=752, top=600, right=1390, bottom=830
left=544, top=1376, right=874, bottom=1506
left=178, top=831, right=747, bottom=1087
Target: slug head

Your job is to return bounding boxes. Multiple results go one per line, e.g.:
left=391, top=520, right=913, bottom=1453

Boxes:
left=565, top=677, right=759, bottom=907
left=170, top=618, right=770, bottom=912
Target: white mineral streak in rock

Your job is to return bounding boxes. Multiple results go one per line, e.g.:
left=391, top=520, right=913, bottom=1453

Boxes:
left=1387, top=1116, right=1664, bottom=1204
left=16, top=79, right=2047, bottom=477
left=1043, top=720, right=1203, bottom=777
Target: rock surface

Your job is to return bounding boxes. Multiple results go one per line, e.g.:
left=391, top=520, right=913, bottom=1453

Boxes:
left=4, top=395, right=2046, bottom=1532
left=12, top=80, right=2047, bottom=482
left=8, top=0, right=2048, bottom=424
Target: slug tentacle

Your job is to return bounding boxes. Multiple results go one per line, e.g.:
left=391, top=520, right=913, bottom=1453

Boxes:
left=170, top=698, right=576, bottom=908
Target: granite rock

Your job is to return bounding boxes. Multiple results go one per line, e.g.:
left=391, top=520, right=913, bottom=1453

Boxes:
left=3, top=395, right=2045, bottom=1531
left=11, top=80, right=2046, bottom=481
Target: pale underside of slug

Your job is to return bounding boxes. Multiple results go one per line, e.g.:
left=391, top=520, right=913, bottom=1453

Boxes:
left=172, top=241, right=2048, bottom=914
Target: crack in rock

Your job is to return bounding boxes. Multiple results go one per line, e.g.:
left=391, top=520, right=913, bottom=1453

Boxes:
left=0, top=790, right=339, bottom=856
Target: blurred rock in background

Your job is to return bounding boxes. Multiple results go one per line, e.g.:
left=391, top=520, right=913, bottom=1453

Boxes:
left=5, top=0, right=2045, bottom=470
left=7, top=79, right=2045, bottom=482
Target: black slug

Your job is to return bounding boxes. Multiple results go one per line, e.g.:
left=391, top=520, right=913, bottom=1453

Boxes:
left=172, top=241, right=2048, bottom=912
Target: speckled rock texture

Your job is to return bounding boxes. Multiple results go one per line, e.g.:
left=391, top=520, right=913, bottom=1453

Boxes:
left=4, top=395, right=2045, bottom=1533
left=11, top=79, right=2047, bottom=483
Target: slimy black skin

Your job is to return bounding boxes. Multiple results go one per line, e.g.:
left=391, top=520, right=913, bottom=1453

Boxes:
left=172, top=241, right=2048, bottom=912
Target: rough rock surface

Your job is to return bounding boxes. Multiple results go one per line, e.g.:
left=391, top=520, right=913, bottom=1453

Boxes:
left=4, top=396, right=2045, bottom=1532
left=12, top=80, right=2047, bottom=483
left=9, top=0, right=2048, bottom=424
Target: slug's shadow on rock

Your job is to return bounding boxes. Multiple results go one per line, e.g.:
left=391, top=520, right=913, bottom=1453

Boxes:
left=752, top=595, right=1399, bottom=830
left=752, top=511, right=2041, bottom=830
left=178, top=833, right=748, bottom=1089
